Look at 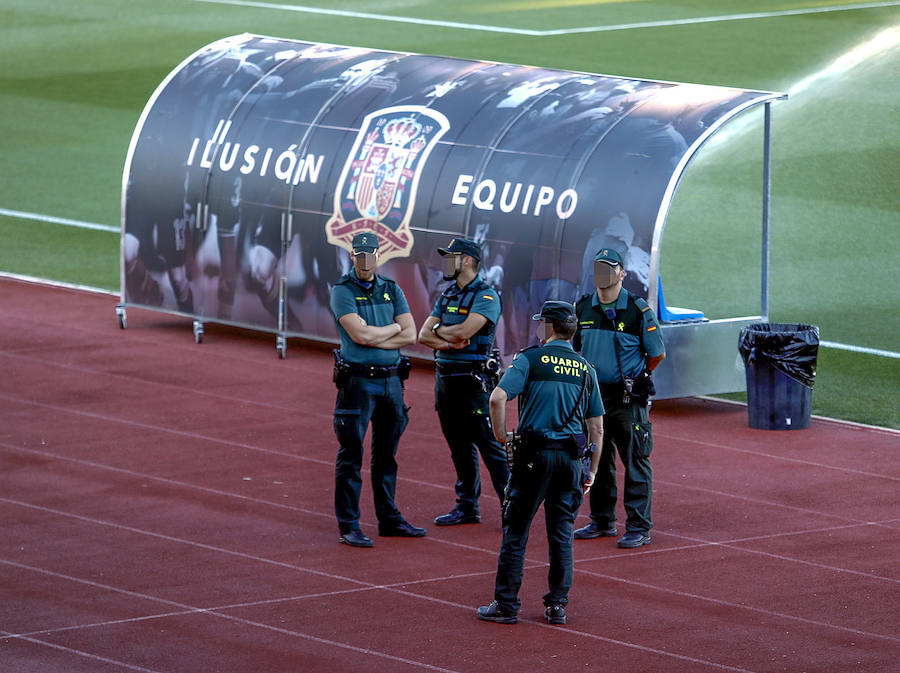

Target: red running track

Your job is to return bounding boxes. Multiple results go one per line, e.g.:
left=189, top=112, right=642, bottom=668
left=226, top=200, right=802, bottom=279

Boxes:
left=1, top=277, right=898, bottom=673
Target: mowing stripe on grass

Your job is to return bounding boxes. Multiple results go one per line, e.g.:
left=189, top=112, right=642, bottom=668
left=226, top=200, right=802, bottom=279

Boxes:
left=191, top=0, right=900, bottom=36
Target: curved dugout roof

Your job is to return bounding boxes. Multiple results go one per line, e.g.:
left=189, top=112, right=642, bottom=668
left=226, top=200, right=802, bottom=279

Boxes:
left=122, top=33, right=785, bottom=353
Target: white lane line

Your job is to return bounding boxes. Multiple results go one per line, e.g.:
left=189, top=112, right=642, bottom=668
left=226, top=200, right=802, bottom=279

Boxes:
left=6, top=433, right=899, bottom=580
left=0, top=556, right=757, bottom=673
left=574, top=562, right=900, bottom=644
left=0, top=386, right=447, bottom=492
left=190, top=0, right=900, bottom=35
left=2, top=368, right=893, bottom=495
left=653, top=431, right=900, bottom=482
left=4, top=437, right=892, bottom=571
left=0, top=628, right=167, bottom=673
left=4, top=497, right=897, bottom=662
left=0, top=557, right=466, bottom=673
left=0, top=207, right=117, bottom=233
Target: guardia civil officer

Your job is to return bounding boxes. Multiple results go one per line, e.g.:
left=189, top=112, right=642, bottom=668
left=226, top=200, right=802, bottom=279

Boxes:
left=330, top=232, right=426, bottom=548
left=417, top=238, right=509, bottom=526
left=477, top=301, right=603, bottom=625
left=573, top=248, right=665, bottom=548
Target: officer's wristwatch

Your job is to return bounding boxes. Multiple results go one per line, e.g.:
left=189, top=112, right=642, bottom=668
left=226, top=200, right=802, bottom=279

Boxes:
left=432, top=322, right=441, bottom=336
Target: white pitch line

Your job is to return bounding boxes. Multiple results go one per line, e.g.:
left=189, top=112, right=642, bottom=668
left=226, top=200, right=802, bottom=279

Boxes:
left=538, top=1, right=900, bottom=35
left=820, top=340, right=900, bottom=359
left=190, top=0, right=900, bottom=36
left=0, top=207, right=117, bottom=233
left=191, top=0, right=543, bottom=34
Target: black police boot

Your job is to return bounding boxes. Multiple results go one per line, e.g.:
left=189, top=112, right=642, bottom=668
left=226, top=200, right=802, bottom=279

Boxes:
left=544, top=604, right=566, bottom=625
left=574, top=521, right=617, bottom=539
left=617, top=531, right=651, bottom=548
left=476, top=601, right=517, bottom=624
left=339, top=530, right=373, bottom=548
left=434, top=508, right=481, bottom=526
left=378, top=520, right=427, bottom=537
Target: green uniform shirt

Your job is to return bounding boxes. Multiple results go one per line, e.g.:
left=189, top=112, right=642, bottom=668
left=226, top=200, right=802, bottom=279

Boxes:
left=330, top=271, right=410, bottom=366
left=574, top=287, right=665, bottom=384
left=430, top=275, right=501, bottom=364
left=498, top=340, right=604, bottom=440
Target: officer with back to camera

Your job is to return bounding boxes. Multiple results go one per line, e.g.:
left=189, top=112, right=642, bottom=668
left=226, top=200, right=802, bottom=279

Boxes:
left=417, top=237, right=509, bottom=527
left=573, top=248, right=665, bottom=548
left=477, top=301, right=604, bottom=625
left=330, top=232, right=426, bottom=548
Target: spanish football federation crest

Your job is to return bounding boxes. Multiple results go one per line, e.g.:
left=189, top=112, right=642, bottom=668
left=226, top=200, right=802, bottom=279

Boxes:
left=326, top=105, right=450, bottom=263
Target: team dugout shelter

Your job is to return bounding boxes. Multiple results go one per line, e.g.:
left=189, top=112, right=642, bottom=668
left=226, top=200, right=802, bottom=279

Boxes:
left=119, top=33, right=786, bottom=399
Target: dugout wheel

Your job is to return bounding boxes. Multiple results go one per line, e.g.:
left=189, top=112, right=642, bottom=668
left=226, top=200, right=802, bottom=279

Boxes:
left=276, top=335, right=287, bottom=359
left=115, top=305, right=127, bottom=330
left=193, top=320, right=204, bottom=344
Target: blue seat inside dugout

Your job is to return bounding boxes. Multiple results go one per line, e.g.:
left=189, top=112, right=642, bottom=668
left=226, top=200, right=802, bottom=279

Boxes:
left=657, top=277, right=705, bottom=323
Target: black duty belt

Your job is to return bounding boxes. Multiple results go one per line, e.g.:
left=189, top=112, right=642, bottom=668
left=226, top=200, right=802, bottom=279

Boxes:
left=435, top=360, right=483, bottom=374
left=599, top=382, right=626, bottom=397
left=347, top=362, right=399, bottom=378
left=536, top=438, right=575, bottom=451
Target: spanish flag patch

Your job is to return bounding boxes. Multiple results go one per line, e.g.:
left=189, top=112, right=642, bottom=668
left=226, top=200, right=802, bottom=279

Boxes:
left=482, top=295, right=494, bottom=300
left=647, top=325, right=657, bottom=332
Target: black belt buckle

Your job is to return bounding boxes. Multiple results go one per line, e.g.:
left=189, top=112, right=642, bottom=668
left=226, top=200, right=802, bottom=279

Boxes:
left=436, top=361, right=479, bottom=375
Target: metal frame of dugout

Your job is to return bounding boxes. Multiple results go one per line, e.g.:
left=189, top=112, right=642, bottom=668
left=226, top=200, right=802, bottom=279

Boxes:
left=116, top=33, right=787, bottom=399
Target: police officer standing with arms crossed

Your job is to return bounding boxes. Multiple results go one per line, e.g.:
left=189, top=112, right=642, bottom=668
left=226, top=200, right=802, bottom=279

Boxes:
left=330, top=232, right=426, bottom=548
left=477, top=301, right=604, bottom=625
left=418, top=238, right=509, bottom=526
left=573, top=248, right=665, bottom=548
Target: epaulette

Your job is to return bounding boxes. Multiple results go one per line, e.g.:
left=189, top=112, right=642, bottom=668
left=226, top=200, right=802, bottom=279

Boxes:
left=575, top=293, right=593, bottom=308
left=634, top=296, right=651, bottom=312
left=374, top=273, right=394, bottom=287
left=515, top=344, right=540, bottom=356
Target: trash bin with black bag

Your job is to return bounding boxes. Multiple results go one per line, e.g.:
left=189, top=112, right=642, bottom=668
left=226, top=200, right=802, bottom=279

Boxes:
left=738, top=323, right=819, bottom=430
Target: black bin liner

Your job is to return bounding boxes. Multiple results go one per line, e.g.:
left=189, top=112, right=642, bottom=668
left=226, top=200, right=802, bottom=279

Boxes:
left=738, top=323, right=819, bottom=430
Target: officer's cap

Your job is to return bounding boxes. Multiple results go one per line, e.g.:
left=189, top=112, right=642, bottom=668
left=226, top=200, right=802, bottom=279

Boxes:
left=351, top=232, right=379, bottom=253
left=532, top=300, right=576, bottom=323
left=594, top=247, right=623, bottom=266
left=437, top=237, right=482, bottom=262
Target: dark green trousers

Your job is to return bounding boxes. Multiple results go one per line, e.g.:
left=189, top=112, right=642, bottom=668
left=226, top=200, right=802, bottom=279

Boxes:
left=588, top=400, right=653, bottom=534
left=494, top=448, right=583, bottom=614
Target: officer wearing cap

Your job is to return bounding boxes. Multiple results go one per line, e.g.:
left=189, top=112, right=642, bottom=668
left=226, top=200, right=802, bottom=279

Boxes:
left=573, top=247, right=665, bottom=548
left=418, top=237, right=509, bottom=527
left=477, top=301, right=604, bottom=625
left=330, top=232, right=426, bottom=548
